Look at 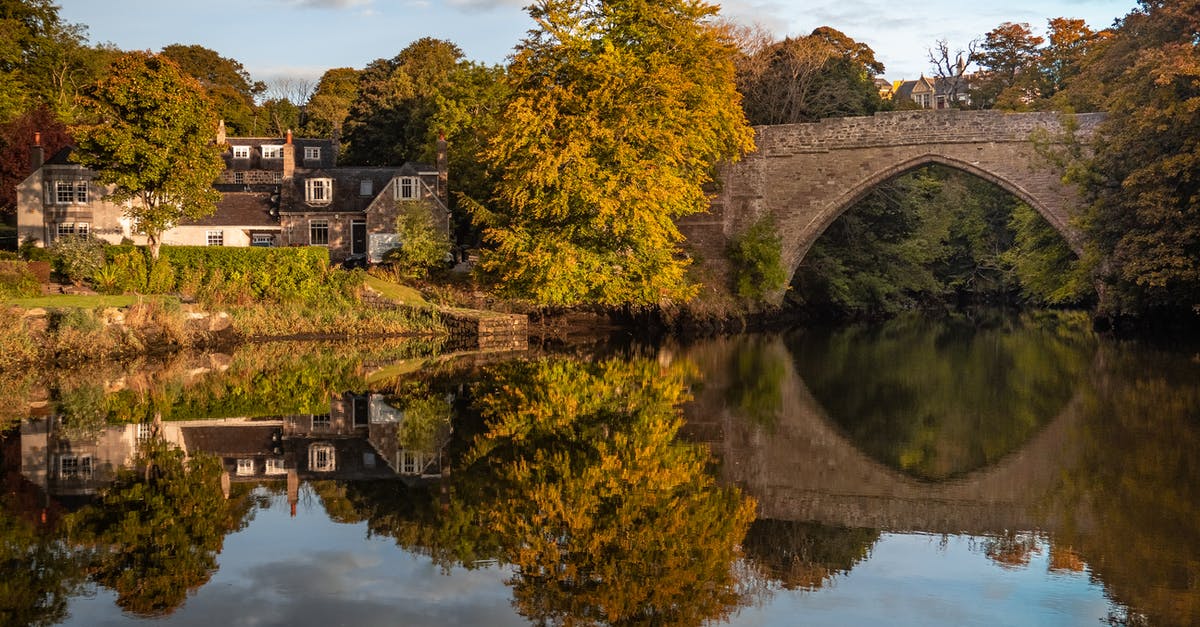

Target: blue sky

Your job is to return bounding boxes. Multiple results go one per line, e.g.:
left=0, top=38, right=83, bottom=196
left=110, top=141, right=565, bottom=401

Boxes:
left=56, top=0, right=1138, bottom=84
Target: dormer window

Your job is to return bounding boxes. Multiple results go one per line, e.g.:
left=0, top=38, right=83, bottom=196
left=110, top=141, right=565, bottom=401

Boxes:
left=394, top=176, right=419, bottom=200
left=304, top=146, right=321, bottom=161
left=262, top=145, right=283, bottom=159
left=359, top=179, right=373, bottom=196
left=305, top=178, right=332, bottom=204
left=232, top=145, right=250, bottom=159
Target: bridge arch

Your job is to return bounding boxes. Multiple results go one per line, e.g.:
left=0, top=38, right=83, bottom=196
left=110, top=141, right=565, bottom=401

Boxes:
left=681, top=110, right=1105, bottom=300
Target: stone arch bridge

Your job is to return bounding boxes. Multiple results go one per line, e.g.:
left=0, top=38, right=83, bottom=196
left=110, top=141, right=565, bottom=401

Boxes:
left=679, top=110, right=1105, bottom=292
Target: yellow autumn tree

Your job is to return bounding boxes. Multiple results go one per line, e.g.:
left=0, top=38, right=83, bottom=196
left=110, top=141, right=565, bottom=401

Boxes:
left=472, top=0, right=754, bottom=306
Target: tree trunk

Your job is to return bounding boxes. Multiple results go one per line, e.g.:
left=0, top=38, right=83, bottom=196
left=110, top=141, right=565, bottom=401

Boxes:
left=148, top=233, right=162, bottom=260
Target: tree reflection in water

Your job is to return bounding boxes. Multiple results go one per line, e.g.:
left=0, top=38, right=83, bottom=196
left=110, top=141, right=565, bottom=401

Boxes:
left=740, top=519, right=880, bottom=591
left=348, top=357, right=758, bottom=626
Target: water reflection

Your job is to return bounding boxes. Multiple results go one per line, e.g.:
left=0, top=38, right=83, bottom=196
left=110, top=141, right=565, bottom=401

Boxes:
left=0, top=315, right=1198, bottom=625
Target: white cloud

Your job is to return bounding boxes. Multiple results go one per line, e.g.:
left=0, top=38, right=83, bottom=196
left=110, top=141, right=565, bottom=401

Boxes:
left=286, top=0, right=373, bottom=8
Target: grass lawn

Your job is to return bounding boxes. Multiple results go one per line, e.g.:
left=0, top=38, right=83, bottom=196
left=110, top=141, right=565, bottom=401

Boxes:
left=1, top=294, right=178, bottom=309
left=364, top=275, right=430, bottom=307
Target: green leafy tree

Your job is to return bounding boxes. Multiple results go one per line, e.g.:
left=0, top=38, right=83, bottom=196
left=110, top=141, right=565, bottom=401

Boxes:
left=0, top=0, right=102, bottom=122
left=728, top=216, right=787, bottom=302
left=73, top=52, right=224, bottom=260
left=343, top=38, right=462, bottom=166
left=160, top=44, right=264, bottom=136
left=303, top=67, right=359, bottom=139
left=383, top=200, right=450, bottom=281
left=473, top=0, right=754, bottom=306
left=1058, top=0, right=1200, bottom=316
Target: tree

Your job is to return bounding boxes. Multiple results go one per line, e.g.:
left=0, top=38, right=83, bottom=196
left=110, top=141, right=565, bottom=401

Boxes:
left=73, top=51, right=224, bottom=260
left=383, top=199, right=451, bottom=281
left=67, top=441, right=245, bottom=616
left=343, top=38, right=463, bottom=166
left=1059, top=0, right=1200, bottom=316
left=160, top=44, right=264, bottom=135
left=0, top=0, right=97, bottom=122
left=303, top=67, right=358, bottom=140
left=928, top=38, right=978, bottom=107
left=473, top=0, right=754, bottom=306
left=0, top=104, right=70, bottom=216
left=971, top=22, right=1044, bottom=109
left=737, top=27, right=884, bottom=125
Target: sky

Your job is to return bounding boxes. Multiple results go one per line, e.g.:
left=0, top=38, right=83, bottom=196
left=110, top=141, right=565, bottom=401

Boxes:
left=55, top=0, right=1140, bottom=86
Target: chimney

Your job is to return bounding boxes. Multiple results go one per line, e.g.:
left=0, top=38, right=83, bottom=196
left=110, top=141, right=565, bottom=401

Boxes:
left=287, top=468, right=299, bottom=518
left=215, top=119, right=226, bottom=146
left=282, top=129, right=295, bottom=181
left=330, top=127, right=340, bottom=167
left=436, top=132, right=448, bottom=207
left=30, top=132, right=44, bottom=170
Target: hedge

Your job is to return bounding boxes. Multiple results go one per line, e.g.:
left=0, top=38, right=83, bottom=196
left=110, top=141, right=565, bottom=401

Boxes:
left=103, top=245, right=333, bottom=302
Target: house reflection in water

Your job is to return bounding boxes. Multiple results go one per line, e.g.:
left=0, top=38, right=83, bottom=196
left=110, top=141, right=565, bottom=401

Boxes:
left=20, top=392, right=449, bottom=512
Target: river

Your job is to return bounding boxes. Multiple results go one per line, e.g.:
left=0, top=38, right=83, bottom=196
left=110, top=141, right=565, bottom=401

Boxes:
left=1, top=310, right=1197, bottom=626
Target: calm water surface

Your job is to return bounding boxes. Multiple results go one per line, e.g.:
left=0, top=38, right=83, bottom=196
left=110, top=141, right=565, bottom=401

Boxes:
left=2, top=312, right=1197, bottom=626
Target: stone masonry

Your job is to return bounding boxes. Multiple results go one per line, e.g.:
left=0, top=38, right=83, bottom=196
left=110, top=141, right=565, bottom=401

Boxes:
left=679, top=110, right=1105, bottom=299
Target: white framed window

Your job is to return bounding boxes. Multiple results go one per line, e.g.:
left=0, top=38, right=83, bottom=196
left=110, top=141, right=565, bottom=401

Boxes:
left=309, top=220, right=329, bottom=246
left=233, top=171, right=245, bottom=184
left=359, top=179, right=373, bottom=196
left=305, top=178, right=332, bottom=204
left=304, top=146, right=321, bottom=160
left=56, top=222, right=89, bottom=239
left=309, top=444, right=336, bottom=472
left=58, top=454, right=93, bottom=479
left=206, top=230, right=224, bottom=246
left=394, top=177, right=419, bottom=200
left=54, top=180, right=87, bottom=204
left=397, top=450, right=429, bottom=475
left=251, top=233, right=275, bottom=247
left=265, top=458, right=287, bottom=475
left=261, top=145, right=283, bottom=159
left=236, top=458, right=255, bottom=476
left=137, top=422, right=153, bottom=442
left=312, top=414, right=331, bottom=430
left=232, top=145, right=250, bottom=159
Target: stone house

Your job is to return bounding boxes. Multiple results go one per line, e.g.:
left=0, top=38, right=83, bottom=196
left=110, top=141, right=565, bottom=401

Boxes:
left=15, top=124, right=450, bottom=263
left=893, top=74, right=973, bottom=109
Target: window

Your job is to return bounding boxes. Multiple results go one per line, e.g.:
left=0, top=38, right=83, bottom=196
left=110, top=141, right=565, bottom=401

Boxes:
left=232, top=145, right=250, bottom=159
left=309, top=220, right=329, bottom=245
left=394, top=176, right=419, bottom=200
left=305, top=178, right=332, bottom=204
left=233, top=171, right=245, bottom=184
left=206, top=230, right=224, bottom=246
left=312, top=413, right=331, bottom=431
left=304, top=146, right=321, bottom=160
left=54, top=180, right=87, bottom=204
left=359, top=179, right=373, bottom=196
left=265, top=458, right=287, bottom=475
left=272, top=171, right=283, bottom=183
left=236, top=458, right=255, bottom=476
left=56, top=222, right=89, bottom=239
left=309, top=444, right=335, bottom=472
left=58, top=455, right=93, bottom=479
left=397, top=450, right=428, bottom=475
left=251, top=233, right=275, bottom=247
left=261, top=145, right=283, bottom=159
left=137, top=422, right=154, bottom=442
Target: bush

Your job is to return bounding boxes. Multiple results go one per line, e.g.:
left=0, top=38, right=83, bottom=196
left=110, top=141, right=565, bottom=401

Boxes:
left=50, top=236, right=106, bottom=285
left=728, top=216, right=788, bottom=302
left=0, top=260, right=40, bottom=298
left=384, top=200, right=451, bottom=281
left=19, top=237, right=53, bottom=262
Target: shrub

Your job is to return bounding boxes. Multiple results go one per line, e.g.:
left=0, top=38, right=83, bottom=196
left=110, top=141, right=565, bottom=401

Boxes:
left=0, top=260, right=40, bottom=298
left=728, top=216, right=788, bottom=302
left=19, top=237, right=53, bottom=262
left=384, top=200, right=451, bottom=281
left=50, top=236, right=106, bottom=285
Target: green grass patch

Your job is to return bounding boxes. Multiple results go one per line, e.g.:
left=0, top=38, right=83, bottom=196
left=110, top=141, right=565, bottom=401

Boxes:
left=364, top=275, right=431, bottom=307
left=1, top=294, right=180, bottom=309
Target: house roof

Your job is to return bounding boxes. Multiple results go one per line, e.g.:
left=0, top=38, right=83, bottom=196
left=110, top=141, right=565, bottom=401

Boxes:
left=179, top=191, right=278, bottom=228
left=222, top=136, right=337, bottom=170
left=181, top=425, right=279, bottom=456
left=279, top=163, right=436, bottom=214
